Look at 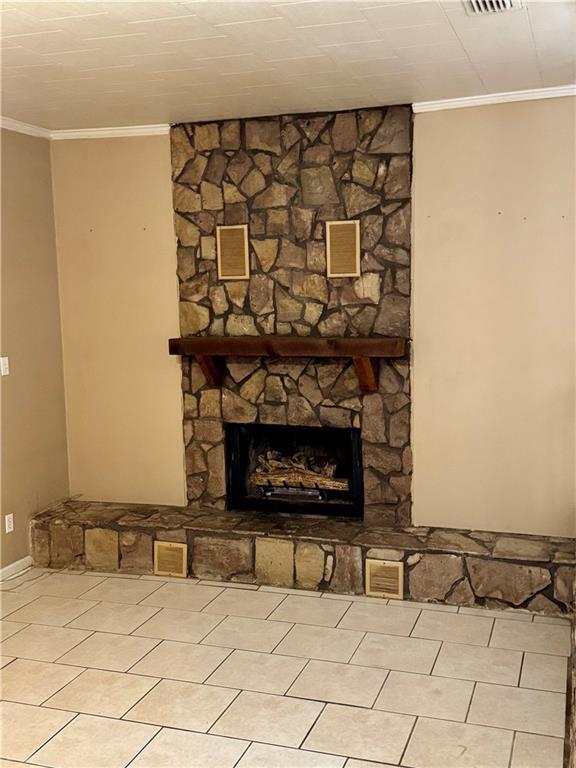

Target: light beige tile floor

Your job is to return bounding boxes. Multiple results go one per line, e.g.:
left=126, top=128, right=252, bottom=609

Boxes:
left=0, top=620, right=27, bottom=640
left=287, top=659, right=388, bottom=707
left=43, top=668, right=159, bottom=717
left=132, top=607, right=223, bottom=643
left=432, top=641, right=523, bottom=685
left=0, top=701, right=76, bottom=761
left=68, top=601, right=161, bottom=634
left=207, top=649, right=307, bottom=694
left=0, top=568, right=569, bottom=768
left=30, top=713, right=159, bottom=768
left=211, top=690, right=324, bottom=748
left=57, top=631, right=160, bottom=671
left=5, top=595, right=97, bottom=627
left=125, top=678, right=238, bottom=731
left=0, top=658, right=83, bottom=705
left=274, top=623, right=364, bottom=662
left=202, top=588, right=285, bottom=619
left=129, top=639, right=231, bottom=682
left=202, top=615, right=293, bottom=652
left=130, top=728, right=249, bottom=768
left=269, top=595, right=352, bottom=627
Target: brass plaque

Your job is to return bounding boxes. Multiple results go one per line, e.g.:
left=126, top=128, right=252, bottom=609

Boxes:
left=326, top=220, right=360, bottom=277
left=217, top=225, right=249, bottom=280
left=154, top=541, right=187, bottom=578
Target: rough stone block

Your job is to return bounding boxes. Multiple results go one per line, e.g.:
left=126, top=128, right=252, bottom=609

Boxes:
left=409, top=554, right=463, bottom=602
left=554, top=566, right=574, bottom=607
left=255, top=538, right=294, bottom=587
left=366, top=548, right=403, bottom=562
left=528, top=594, right=562, bottom=615
left=156, top=529, right=187, bottom=543
left=192, top=536, right=253, bottom=580
left=363, top=504, right=397, bottom=529
left=120, top=531, right=153, bottom=574
left=295, top=542, right=325, bottom=589
left=492, top=537, right=552, bottom=562
left=85, top=528, right=119, bottom=571
left=30, top=526, right=50, bottom=568
left=467, top=558, right=551, bottom=606
left=329, top=545, right=363, bottom=594
left=446, top=578, right=476, bottom=607
left=50, top=523, right=84, bottom=568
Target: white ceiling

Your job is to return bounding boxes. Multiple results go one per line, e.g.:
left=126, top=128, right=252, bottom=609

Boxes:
left=1, top=0, right=575, bottom=130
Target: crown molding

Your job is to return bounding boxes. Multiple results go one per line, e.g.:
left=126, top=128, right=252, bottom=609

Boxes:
left=51, top=124, right=170, bottom=140
left=0, top=117, right=170, bottom=140
left=0, top=116, right=51, bottom=139
left=413, top=84, right=576, bottom=113
left=3, top=84, right=574, bottom=136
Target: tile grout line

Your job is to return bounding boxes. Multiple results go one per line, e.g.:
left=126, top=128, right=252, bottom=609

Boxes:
left=231, top=738, right=252, bottom=768
left=428, top=636, right=444, bottom=676
left=486, top=615, right=497, bottom=647
left=398, top=711, right=419, bottom=766
left=35, top=664, right=87, bottom=707
left=507, top=730, right=517, bottom=768
left=50, top=629, right=97, bottom=664
left=119, top=675, right=165, bottom=721
left=199, top=645, right=238, bottom=687
left=368, top=667, right=390, bottom=709
left=283, top=656, right=313, bottom=698
left=27, top=711, right=81, bottom=763
left=121, top=720, right=162, bottom=768
left=296, top=700, right=328, bottom=750
left=205, top=685, right=244, bottom=736
left=517, top=651, right=526, bottom=688
left=464, top=680, right=478, bottom=723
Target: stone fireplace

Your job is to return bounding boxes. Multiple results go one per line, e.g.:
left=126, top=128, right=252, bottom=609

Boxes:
left=170, top=106, right=412, bottom=527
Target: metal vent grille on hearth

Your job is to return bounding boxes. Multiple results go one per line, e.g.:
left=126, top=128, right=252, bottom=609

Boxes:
left=464, top=0, right=522, bottom=14
left=365, top=559, right=404, bottom=599
left=216, top=225, right=249, bottom=280
left=154, top=541, right=187, bottom=578
left=326, top=220, right=360, bottom=277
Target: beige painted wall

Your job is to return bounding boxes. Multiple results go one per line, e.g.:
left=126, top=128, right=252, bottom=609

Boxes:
left=1, top=129, right=69, bottom=566
left=51, top=135, right=186, bottom=506
left=412, top=97, right=575, bottom=537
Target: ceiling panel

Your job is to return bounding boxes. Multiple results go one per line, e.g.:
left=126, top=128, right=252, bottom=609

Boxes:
left=1, top=0, right=574, bottom=130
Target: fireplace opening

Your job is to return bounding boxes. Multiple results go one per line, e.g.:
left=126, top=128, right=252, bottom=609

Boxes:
left=225, top=423, right=363, bottom=518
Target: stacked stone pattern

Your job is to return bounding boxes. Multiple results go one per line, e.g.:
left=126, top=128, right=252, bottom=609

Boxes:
left=170, top=107, right=412, bottom=525
left=30, top=500, right=574, bottom=617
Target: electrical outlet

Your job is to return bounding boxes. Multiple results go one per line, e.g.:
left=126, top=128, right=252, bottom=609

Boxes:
left=0, top=357, right=9, bottom=376
left=5, top=514, right=14, bottom=534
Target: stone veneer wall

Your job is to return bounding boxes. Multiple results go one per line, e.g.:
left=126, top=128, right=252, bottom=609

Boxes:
left=31, top=500, right=574, bottom=617
left=170, top=107, right=412, bottom=525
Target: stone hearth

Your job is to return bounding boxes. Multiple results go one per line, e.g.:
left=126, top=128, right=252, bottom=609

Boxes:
left=31, top=500, right=573, bottom=616
left=170, top=106, right=413, bottom=526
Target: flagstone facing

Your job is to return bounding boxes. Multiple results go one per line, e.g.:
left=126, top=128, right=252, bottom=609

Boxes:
left=170, top=108, right=413, bottom=526
left=29, top=500, right=573, bottom=615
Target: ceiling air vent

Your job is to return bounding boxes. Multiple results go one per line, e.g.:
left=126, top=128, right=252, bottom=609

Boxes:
left=216, top=224, right=250, bottom=280
left=154, top=541, right=188, bottom=578
left=464, top=0, right=522, bottom=14
left=326, top=220, right=360, bottom=278
left=365, top=559, right=404, bottom=600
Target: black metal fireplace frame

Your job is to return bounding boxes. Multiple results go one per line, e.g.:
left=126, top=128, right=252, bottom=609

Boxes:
left=224, top=422, right=364, bottom=518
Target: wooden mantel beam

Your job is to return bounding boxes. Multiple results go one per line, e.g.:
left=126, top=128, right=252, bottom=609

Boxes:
left=168, top=336, right=407, bottom=394
left=169, top=336, right=406, bottom=359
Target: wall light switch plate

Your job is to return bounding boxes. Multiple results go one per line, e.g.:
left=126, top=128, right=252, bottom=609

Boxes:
left=0, top=357, right=9, bottom=376
left=5, top=514, right=14, bottom=534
